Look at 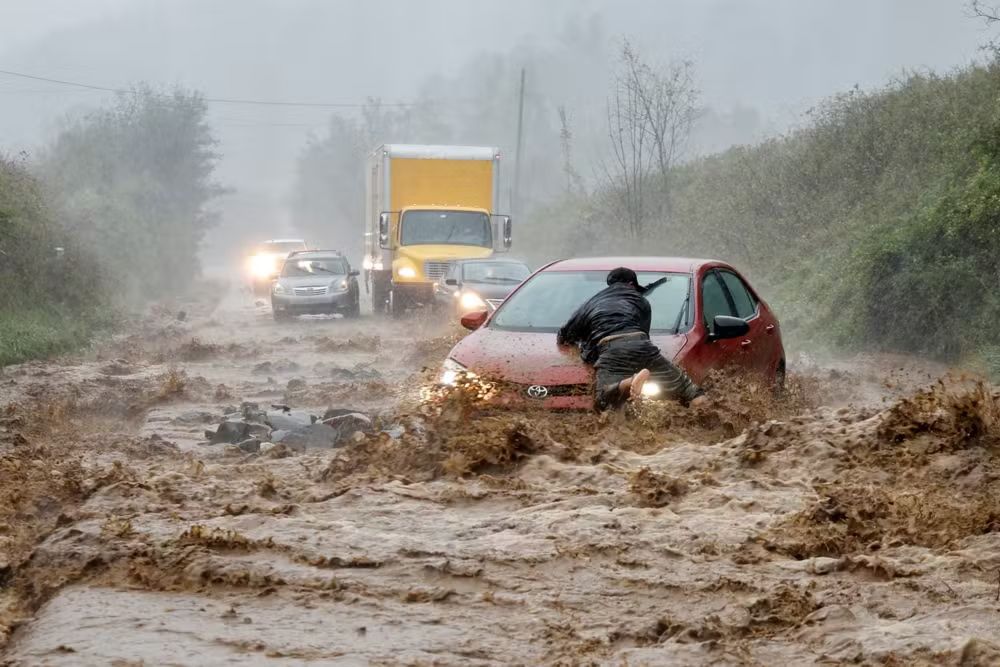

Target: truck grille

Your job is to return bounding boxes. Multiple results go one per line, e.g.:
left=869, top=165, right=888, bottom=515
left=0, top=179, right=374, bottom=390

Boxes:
left=293, top=286, right=328, bottom=296
left=424, top=261, right=450, bottom=280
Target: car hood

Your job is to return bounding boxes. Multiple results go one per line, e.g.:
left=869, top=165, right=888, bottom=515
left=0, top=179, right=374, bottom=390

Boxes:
left=449, top=327, right=688, bottom=386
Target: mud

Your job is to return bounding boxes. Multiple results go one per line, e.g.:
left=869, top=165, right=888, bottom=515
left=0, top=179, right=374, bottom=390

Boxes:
left=1, top=289, right=999, bottom=665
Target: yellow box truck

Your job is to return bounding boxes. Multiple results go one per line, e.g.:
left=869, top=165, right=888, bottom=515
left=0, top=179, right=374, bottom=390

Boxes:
left=363, top=144, right=512, bottom=316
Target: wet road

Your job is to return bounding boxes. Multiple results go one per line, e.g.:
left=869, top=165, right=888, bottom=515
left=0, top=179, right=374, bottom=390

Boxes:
left=1, top=289, right=1000, bottom=665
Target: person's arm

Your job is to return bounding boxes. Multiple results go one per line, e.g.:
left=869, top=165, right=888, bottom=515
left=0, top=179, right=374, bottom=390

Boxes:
left=557, top=303, right=587, bottom=346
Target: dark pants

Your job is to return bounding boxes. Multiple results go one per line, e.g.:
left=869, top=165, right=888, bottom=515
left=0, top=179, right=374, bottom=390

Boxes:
left=593, top=338, right=701, bottom=410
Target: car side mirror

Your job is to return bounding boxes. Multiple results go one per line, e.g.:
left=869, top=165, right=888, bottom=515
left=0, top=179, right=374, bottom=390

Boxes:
left=444, top=278, right=458, bottom=286
left=378, top=212, right=390, bottom=248
left=460, top=309, right=488, bottom=331
left=709, top=315, right=750, bottom=341
left=348, top=269, right=360, bottom=277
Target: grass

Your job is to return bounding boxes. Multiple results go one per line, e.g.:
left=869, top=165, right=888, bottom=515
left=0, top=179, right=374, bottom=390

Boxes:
left=0, top=307, right=112, bottom=368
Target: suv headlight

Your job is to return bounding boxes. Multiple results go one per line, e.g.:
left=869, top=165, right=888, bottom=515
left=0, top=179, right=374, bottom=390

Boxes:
left=439, top=358, right=472, bottom=386
left=272, top=283, right=287, bottom=295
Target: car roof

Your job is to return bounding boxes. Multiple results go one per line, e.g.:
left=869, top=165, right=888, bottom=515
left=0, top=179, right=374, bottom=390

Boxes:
left=544, top=256, right=727, bottom=273
left=288, top=250, right=344, bottom=257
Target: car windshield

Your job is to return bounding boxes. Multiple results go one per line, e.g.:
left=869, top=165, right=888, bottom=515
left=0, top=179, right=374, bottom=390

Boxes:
left=261, top=241, right=305, bottom=255
left=400, top=210, right=491, bottom=247
left=281, top=257, right=347, bottom=277
left=491, top=270, right=691, bottom=332
left=462, top=261, right=530, bottom=284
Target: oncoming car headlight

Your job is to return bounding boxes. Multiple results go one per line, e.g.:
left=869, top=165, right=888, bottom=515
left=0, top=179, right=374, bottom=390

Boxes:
left=397, top=265, right=417, bottom=279
left=250, top=254, right=277, bottom=277
left=272, top=282, right=287, bottom=295
left=459, top=291, right=486, bottom=311
left=439, top=358, right=472, bottom=386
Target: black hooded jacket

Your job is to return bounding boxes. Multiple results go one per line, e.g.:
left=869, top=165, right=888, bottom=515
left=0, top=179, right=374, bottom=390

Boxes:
left=556, top=283, right=651, bottom=364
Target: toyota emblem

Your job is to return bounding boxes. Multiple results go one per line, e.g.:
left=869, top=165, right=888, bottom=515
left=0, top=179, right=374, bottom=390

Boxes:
left=526, top=385, right=549, bottom=399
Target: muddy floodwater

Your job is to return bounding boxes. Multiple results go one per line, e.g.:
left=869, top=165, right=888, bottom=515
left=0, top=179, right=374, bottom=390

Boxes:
left=2, top=288, right=1000, bottom=666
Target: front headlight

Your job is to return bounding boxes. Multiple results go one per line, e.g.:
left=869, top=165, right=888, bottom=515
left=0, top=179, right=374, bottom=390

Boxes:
left=439, top=358, right=473, bottom=386
left=397, top=265, right=417, bottom=279
left=641, top=381, right=662, bottom=398
left=250, top=254, right=277, bottom=277
left=459, top=291, right=487, bottom=311
left=333, top=279, right=349, bottom=291
left=272, top=282, right=287, bottom=295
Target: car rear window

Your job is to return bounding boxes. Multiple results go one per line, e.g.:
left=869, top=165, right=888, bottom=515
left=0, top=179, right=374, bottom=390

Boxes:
left=491, top=270, right=691, bottom=332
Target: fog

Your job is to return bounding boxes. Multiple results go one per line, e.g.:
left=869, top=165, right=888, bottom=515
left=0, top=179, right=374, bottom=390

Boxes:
left=0, top=0, right=987, bottom=262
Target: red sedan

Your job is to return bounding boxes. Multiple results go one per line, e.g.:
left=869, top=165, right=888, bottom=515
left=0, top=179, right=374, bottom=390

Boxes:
left=440, top=257, right=785, bottom=409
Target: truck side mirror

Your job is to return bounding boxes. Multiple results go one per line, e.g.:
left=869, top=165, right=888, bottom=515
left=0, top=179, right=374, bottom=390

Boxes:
left=503, top=216, right=512, bottom=249
left=378, top=212, right=390, bottom=249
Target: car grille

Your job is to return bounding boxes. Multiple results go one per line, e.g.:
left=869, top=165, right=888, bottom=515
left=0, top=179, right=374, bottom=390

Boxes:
left=424, top=261, right=450, bottom=280
left=293, top=285, right=328, bottom=296
left=485, top=298, right=504, bottom=310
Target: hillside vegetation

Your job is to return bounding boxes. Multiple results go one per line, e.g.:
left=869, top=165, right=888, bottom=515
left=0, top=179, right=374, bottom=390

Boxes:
left=523, top=62, right=1000, bottom=372
left=0, top=88, right=221, bottom=367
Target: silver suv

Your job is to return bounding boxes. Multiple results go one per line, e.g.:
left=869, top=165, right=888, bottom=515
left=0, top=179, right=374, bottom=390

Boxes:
left=271, top=251, right=361, bottom=320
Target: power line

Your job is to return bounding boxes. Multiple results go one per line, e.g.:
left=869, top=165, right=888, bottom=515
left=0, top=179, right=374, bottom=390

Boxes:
left=0, top=67, right=421, bottom=109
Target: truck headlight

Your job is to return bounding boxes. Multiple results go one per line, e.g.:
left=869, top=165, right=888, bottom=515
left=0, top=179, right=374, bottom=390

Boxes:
left=439, top=358, right=473, bottom=386
left=398, top=266, right=417, bottom=279
left=459, top=291, right=486, bottom=311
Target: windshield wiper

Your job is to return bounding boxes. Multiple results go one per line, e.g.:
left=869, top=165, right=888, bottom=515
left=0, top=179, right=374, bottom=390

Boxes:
left=672, top=289, right=691, bottom=334
left=309, top=266, right=340, bottom=275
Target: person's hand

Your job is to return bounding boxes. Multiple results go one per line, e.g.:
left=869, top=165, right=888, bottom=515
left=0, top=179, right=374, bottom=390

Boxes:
left=690, top=394, right=709, bottom=408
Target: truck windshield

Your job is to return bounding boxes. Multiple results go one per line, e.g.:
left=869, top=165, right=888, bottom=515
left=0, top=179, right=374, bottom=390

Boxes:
left=400, top=210, right=491, bottom=247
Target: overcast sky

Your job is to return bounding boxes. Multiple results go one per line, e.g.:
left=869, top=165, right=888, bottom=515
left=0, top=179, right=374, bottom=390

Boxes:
left=0, top=0, right=991, bottom=239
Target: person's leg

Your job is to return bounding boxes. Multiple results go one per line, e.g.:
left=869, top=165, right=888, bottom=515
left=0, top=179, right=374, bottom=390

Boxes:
left=644, top=348, right=703, bottom=405
left=595, top=364, right=630, bottom=410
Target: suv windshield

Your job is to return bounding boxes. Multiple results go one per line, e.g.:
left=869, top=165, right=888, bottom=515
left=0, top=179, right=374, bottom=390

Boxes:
left=261, top=241, right=306, bottom=255
left=462, top=261, right=529, bottom=284
left=281, top=257, right=347, bottom=277
left=400, top=210, right=491, bottom=247
left=491, top=270, right=691, bottom=332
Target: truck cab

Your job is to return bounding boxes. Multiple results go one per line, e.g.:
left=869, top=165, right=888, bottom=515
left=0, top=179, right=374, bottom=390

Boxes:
left=364, top=145, right=512, bottom=317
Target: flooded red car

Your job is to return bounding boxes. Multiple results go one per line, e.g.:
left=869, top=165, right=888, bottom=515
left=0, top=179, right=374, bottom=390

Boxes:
left=441, top=257, right=785, bottom=409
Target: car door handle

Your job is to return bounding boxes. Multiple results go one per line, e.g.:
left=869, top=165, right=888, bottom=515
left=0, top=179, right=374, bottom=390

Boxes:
left=740, top=339, right=752, bottom=348
left=765, top=324, right=775, bottom=334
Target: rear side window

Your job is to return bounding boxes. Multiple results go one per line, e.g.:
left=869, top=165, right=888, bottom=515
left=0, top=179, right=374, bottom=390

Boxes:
left=719, top=271, right=758, bottom=319
left=701, top=272, right=733, bottom=328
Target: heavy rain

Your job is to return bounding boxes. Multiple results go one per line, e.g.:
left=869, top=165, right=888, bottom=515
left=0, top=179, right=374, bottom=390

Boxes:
left=2, top=1, right=1000, bottom=664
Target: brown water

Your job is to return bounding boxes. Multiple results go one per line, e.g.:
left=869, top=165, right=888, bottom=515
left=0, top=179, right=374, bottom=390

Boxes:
left=1, top=289, right=999, bottom=666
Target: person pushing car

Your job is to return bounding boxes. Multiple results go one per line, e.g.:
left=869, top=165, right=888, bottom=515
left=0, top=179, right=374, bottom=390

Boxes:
left=557, top=267, right=707, bottom=410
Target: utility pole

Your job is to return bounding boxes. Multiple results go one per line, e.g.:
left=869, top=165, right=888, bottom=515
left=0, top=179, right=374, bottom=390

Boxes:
left=512, top=67, right=526, bottom=217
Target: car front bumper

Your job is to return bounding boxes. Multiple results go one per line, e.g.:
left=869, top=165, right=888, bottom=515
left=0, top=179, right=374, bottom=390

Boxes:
left=272, top=291, right=353, bottom=313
